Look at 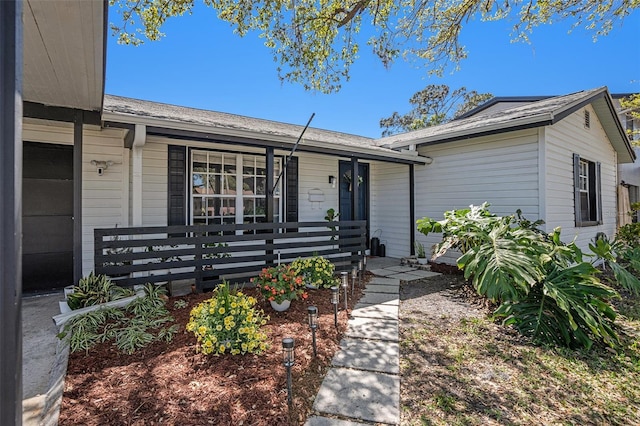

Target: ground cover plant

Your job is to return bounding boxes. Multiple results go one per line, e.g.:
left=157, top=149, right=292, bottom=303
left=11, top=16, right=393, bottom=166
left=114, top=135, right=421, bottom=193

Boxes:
left=59, top=274, right=367, bottom=425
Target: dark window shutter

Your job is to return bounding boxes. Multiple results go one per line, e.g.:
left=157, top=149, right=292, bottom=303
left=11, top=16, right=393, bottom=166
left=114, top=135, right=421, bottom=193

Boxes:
left=596, top=161, right=602, bottom=224
left=168, top=145, right=186, bottom=226
left=573, top=153, right=582, bottom=227
left=285, top=156, right=298, bottom=226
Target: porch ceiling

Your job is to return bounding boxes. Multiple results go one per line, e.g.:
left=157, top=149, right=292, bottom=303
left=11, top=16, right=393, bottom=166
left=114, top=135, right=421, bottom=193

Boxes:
left=23, top=0, right=106, bottom=112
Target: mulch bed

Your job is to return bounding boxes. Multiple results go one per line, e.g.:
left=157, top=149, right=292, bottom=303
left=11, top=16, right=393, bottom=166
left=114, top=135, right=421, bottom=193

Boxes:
left=58, top=275, right=369, bottom=425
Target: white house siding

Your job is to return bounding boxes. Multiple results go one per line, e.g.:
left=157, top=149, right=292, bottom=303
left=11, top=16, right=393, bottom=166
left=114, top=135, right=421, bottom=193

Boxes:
left=369, top=161, right=411, bottom=259
left=141, top=137, right=169, bottom=226
left=544, top=105, right=618, bottom=252
left=414, top=129, right=540, bottom=264
left=296, top=153, right=339, bottom=222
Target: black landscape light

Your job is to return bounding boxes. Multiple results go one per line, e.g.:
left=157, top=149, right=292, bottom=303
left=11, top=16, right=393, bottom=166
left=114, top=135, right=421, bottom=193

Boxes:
left=358, top=258, right=364, bottom=287
left=330, top=286, right=339, bottom=328
left=351, top=265, right=358, bottom=295
left=282, top=337, right=295, bottom=405
left=341, top=271, right=348, bottom=311
left=307, top=306, right=318, bottom=357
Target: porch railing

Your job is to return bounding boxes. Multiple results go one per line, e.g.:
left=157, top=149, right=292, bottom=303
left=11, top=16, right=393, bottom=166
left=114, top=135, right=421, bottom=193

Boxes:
left=94, top=220, right=366, bottom=292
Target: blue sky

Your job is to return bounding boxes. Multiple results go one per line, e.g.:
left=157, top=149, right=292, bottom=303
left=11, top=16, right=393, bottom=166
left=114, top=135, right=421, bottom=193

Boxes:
left=105, top=5, right=640, bottom=138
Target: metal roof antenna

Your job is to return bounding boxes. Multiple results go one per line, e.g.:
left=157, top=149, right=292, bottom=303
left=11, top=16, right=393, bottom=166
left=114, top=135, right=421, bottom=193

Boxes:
left=271, top=112, right=315, bottom=195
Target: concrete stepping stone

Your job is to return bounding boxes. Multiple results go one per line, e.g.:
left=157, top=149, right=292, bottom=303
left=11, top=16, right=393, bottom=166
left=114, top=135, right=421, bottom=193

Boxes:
left=305, top=416, right=370, bottom=426
left=386, top=272, right=426, bottom=282
left=368, top=277, right=400, bottom=286
left=345, top=317, right=398, bottom=342
left=383, top=266, right=417, bottom=273
left=332, top=338, right=399, bottom=374
left=357, top=292, right=399, bottom=306
left=362, top=283, right=399, bottom=294
left=351, top=303, right=398, bottom=320
left=404, top=270, right=443, bottom=278
left=313, top=368, right=400, bottom=425
left=368, top=268, right=399, bottom=277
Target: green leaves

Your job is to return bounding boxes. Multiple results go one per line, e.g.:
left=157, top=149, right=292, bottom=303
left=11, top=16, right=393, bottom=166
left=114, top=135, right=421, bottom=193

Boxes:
left=418, top=203, right=637, bottom=350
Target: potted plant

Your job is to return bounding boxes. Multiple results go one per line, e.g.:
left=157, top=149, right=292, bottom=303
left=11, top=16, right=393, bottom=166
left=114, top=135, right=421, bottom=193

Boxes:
left=415, top=241, right=428, bottom=264
left=251, top=264, right=307, bottom=311
left=291, top=256, right=339, bottom=289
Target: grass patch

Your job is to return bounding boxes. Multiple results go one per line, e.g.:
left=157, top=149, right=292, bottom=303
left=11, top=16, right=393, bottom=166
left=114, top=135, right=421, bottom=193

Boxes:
left=400, top=275, right=640, bottom=426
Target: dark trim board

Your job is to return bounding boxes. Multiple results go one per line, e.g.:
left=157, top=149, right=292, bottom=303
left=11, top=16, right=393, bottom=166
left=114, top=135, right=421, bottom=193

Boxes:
left=23, top=101, right=101, bottom=125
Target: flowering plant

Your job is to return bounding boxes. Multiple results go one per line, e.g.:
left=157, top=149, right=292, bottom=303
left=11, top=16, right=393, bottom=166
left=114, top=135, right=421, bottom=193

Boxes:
left=291, top=256, right=339, bottom=289
left=252, top=263, right=307, bottom=304
left=186, top=281, right=269, bottom=356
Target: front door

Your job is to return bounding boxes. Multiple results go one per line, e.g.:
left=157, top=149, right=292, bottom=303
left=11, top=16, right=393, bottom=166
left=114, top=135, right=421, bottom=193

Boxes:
left=22, top=142, right=74, bottom=292
left=338, top=161, right=369, bottom=241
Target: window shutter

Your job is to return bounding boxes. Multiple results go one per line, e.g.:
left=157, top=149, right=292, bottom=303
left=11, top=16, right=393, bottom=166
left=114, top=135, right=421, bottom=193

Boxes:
left=596, top=161, right=602, bottom=224
left=168, top=145, right=187, bottom=226
left=285, top=156, right=298, bottom=226
left=573, top=153, right=582, bottom=227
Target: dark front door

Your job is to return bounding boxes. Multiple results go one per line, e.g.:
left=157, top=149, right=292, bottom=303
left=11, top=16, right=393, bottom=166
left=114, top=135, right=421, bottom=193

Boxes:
left=339, top=161, right=369, bottom=241
left=22, top=142, right=74, bottom=292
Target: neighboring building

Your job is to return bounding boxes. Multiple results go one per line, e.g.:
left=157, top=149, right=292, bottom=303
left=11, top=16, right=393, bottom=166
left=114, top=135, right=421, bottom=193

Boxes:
left=612, top=94, right=640, bottom=222
left=378, top=87, right=636, bottom=264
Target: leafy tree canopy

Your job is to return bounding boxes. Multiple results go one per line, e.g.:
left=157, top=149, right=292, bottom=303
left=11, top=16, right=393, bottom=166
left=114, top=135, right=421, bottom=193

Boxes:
left=379, top=85, right=492, bottom=136
left=620, top=93, right=640, bottom=145
left=110, top=0, right=639, bottom=93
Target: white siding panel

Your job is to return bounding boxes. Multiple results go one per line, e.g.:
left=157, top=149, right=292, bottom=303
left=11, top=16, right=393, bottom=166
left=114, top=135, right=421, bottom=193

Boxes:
left=142, top=140, right=168, bottom=226
left=415, top=129, right=540, bottom=264
left=81, top=128, right=128, bottom=275
left=297, top=153, right=339, bottom=222
left=370, top=162, right=410, bottom=259
left=545, top=105, right=618, bottom=252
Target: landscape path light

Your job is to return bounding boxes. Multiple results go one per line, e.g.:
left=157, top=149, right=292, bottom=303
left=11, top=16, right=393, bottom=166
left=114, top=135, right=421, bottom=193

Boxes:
left=341, top=271, right=349, bottom=311
left=282, top=337, right=295, bottom=405
left=351, top=265, right=358, bottom=295
left=358, top=258, right=364, bottom=288
left=330, top=286, right=339, bottom=328
left=307, top=306, right=318, bottom=357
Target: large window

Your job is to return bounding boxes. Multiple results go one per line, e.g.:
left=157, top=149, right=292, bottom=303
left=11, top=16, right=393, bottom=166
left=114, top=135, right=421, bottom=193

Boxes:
left=573, top=153, right=601, bottom=226
left=191, top=150, right=281, bottom=226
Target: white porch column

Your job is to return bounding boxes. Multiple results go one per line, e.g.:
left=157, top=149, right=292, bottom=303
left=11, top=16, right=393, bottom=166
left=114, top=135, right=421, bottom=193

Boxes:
left=131, top=124, right=146, bottom=227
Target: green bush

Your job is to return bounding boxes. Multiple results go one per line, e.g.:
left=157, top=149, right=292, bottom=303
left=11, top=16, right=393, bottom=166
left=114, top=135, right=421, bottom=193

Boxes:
left=186, top=281, right=269, bottom=356
left=417, top=203, right=626, bottom=350
left=66, top=272, right=134, bottom=310
left=290, top=256, right=339, bottom=288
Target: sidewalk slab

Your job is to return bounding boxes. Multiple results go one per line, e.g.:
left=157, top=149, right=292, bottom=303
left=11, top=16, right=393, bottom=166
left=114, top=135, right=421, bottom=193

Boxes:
left=363, top=283, right=399, bottom=294
left=305, top=416, right=370, bottom=426
left=313, top=368, right=400, bottom=425
left=332, top=338, right=399, bottom=374
left=368, top=277, right=400, bottom=286
left=357, top=292, right=399, bottom=306
left=351, top=303, right=398, bottom=320
left=345, top=317, right=398, bottom=342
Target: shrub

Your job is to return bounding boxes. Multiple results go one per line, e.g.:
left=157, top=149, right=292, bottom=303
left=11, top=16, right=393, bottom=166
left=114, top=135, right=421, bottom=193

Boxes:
left=417, top=203, right=623, bottom=350
left=291, top=256, right=339, bottom=288
left=252, top=263, right=307, bottom=303
left=186, top=282, right=269, bottom=356
left=66, top=272, right=134, bottom=310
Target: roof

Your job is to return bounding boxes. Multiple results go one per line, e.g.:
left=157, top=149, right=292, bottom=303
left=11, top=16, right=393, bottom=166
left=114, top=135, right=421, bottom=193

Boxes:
left=23, top=0, right=106, bottom=112
left=455, top=96, right=551, bottom=119
left=376, top=87, right=636, bottom=163
left=102, top=95, right=426, bottom=165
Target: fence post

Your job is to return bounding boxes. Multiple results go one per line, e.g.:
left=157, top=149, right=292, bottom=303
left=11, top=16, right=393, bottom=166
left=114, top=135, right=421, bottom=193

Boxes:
left=194, top=232, right=203, bottom=293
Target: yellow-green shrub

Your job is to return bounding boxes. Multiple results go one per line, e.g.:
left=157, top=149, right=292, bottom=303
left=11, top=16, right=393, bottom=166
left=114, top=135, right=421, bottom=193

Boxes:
left=186, top=282, right=269, bottom=356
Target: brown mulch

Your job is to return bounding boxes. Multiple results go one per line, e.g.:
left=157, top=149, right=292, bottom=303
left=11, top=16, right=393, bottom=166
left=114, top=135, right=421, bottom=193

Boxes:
left=58, top=276, right=368, bottom=426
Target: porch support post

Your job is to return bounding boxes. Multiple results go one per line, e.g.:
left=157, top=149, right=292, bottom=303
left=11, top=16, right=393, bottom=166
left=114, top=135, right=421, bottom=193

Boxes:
left=351, top=157, right=359, bottom=221
left=265, top=147, right=274, bottom=265
left=131, top=124, right=146, bottom=227
left=73, top=111, right=83, bottom=284
left=0, top=0, right=23, bottom=423
left=265, top=147, right=274, bottom=223
left=409, top=164, right=415, bottom=255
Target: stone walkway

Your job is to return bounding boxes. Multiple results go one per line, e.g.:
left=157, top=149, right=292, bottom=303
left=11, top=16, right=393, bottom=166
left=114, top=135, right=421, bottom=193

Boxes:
left=306, top=259, right=441, bottom=425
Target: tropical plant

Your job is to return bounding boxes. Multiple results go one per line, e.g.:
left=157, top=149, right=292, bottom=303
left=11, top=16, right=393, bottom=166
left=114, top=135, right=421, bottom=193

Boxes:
left=325, top=208, right=339, bottom=240
left=58, top=283, right=178, bottom=354
left=414, top=242, right=426, bottom=259
left=252, top=263, right=307, bottom=304
left=291, top=256, right=339, bottom=289
left=589, top=235, right=640, bottom=296
left=66, top=272, right=134, bottom=310
left=186, top=281, right=269, bottom=356
left=417, top=203, right=623, bottom=350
